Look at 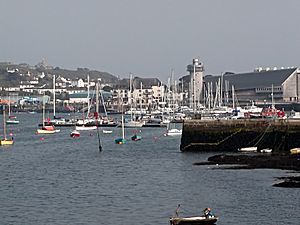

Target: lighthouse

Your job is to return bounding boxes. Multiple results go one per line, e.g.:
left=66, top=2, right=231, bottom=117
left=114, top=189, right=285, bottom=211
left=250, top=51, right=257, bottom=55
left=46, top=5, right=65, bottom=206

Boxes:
left=187, top=58, right=204, bottom=112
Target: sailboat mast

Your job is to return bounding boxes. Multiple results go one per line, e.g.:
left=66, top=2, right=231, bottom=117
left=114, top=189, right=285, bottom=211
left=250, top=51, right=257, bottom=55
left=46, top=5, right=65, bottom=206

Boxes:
left=53, top=75, right=56, bottom=118
left=140, top=82, right=143, bottom=114
left=42, top=93, right=45, bottom=126
left=129, top=73, right=133, bottom=121
left=87, top=74, right=90, bottom=118
left=8, top=96, right=11, bottom=117
left=232, top=85, right=235, bottom=109
left=220, top=72, right=223, bottom=107
left=3, top=105, right=7, bottom=140
left=121, top=113, right=125, bottom=140
left=100, top=88, right=108, bottom=117
left=271, top=84, right=275, bottom=109
left=96, top=81, right=99, bottom=114
left=193, top=62, right=196, bottom=113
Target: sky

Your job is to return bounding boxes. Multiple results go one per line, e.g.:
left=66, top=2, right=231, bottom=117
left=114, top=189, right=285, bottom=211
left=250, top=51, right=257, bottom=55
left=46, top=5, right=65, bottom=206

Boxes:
left=1, top=0, right=300, bottom=83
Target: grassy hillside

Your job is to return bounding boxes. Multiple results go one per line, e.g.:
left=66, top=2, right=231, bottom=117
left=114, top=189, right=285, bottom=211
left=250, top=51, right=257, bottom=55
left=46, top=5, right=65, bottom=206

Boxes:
left=0, top=62, right=118, bottom=85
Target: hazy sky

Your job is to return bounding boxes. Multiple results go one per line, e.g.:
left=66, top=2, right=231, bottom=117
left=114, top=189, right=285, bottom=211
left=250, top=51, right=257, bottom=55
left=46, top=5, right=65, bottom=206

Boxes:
left=1, top=0, right=300, bottom=82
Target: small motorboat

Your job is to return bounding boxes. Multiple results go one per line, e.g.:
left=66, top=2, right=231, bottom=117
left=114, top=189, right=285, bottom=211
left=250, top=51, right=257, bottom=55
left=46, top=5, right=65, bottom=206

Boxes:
left=260, top=148, right=272, bottom=153
left=131, top=134, right=142, bottom=141
left=103, top=130, right=113, bottom=134
left=290, top=148, right=300, bottom=154
left=75, top=125, right=97, bottom=131
left=70, top=130, right=80, bottom=138
left=164, top=128, right=182, bottom=136
left=6, top=119, right=20, bottom=125
left=115, top=138, right=126, bottom=144
left=170, top=206, right=218, bottom=225
left=169, top=216, right=218, bottom=225
left=0, top=138, right=14, bottom=146
left=238, top=146, right=257, bottom=152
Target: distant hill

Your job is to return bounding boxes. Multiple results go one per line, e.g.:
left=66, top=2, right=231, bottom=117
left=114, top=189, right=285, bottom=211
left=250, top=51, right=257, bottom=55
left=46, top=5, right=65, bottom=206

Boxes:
left=0, top=67, right=27, bottom=87
left=45, top=67, right=118, bottom=83
left=0, top=62, right=119, bottom=86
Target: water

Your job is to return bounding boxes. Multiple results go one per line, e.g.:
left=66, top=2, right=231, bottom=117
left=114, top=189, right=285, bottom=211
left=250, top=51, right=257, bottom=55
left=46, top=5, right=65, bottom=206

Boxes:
left=0, top=113, right=299, bottom=225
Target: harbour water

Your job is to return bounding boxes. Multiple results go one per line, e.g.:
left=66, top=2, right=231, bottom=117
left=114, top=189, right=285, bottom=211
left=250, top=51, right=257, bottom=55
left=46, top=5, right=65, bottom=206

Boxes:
left=0, top=113, right=299, bottom=225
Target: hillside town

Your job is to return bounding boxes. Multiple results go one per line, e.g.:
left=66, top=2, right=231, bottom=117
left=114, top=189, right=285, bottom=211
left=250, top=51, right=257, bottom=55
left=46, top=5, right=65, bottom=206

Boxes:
left=1, top=58, right=300, bottom=117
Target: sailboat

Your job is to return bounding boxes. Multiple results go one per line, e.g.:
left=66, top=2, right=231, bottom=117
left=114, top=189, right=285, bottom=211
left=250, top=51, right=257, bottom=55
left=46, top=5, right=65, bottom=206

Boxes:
left=94, top=81, right=117, bottom=128
left=6, top=96, right=19, bottom=125
left=115, top=111, right=126, bottom=144
left=164, top=71, right=182, bottom=137
left=75, top=75, right=97, bottom=131
left=70, top=109, right=80, bottom=138
left=124, top=78, right=145, bottom=128
left=0, top=105, right=14, bottom=145
left=36, top=94, right=60, bottom=134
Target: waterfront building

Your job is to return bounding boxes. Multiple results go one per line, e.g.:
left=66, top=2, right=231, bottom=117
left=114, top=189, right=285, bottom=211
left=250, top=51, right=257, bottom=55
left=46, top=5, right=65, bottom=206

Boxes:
left=110, top=77, right=163, bottom=112
left=203, top=67, right=299, bottom=106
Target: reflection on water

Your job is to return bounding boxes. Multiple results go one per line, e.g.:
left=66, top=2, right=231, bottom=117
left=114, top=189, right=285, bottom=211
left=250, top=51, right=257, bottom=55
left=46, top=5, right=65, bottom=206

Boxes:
left=0, top=113, right=299, bottom=225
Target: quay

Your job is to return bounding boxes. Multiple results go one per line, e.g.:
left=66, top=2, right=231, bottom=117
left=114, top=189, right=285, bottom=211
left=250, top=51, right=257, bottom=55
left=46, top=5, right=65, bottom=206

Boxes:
left=180, top=119, right=300, bottom=152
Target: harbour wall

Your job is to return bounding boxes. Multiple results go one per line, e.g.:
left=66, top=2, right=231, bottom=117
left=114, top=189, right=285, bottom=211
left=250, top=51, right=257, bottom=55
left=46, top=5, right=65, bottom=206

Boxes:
left=180, top=119, right=300, bottom=152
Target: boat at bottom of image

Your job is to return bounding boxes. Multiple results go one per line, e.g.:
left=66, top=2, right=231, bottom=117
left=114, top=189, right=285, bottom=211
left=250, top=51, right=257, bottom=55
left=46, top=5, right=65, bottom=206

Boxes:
left=169, top=215, right=218, bottom=225
left=170, top=206, right=218, bottom=225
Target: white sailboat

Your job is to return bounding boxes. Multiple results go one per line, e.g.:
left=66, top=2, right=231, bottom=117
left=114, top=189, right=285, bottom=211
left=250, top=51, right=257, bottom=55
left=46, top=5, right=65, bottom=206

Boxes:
left=124, top=77, right=145, bottom=128
left=6, top=96, right=19, bottom=124
left=0, top=105, right=14, bottom=145
left=164, top=70, right=182, bottom=137
left=75, top=75, right=97, bottom=131
left=37, top=94, right=60, bottom=134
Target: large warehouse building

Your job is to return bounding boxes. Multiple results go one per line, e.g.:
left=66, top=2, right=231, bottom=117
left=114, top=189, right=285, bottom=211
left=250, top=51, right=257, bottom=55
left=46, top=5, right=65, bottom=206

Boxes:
left=203, top=67, right=299, bottom=105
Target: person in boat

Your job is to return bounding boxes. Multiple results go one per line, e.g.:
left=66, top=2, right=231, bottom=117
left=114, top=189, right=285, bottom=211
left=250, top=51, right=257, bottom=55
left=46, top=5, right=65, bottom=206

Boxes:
left=175, top=204, right=180, bottom=217
left=203, top=207, right=214, bottom=218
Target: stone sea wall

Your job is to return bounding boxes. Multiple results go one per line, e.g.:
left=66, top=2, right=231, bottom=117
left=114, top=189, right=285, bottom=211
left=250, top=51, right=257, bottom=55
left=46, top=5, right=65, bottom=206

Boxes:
left=180, top=119, right=300, bottom=152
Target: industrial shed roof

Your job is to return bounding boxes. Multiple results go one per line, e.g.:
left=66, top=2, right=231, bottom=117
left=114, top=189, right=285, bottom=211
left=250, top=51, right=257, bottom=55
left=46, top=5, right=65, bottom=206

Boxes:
left=204, top=68, right=297, bottom=89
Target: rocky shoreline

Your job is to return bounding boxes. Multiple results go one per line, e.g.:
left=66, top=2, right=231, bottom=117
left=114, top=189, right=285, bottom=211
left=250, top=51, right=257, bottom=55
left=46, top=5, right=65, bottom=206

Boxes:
left=194, top=153, right=300, bottom=188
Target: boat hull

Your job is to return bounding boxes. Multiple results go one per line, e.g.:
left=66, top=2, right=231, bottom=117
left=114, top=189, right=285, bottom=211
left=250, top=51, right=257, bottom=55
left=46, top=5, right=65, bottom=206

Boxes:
left=6, top=120, right=19, bottom=124
left=165, top=129, right=182, bottom=136
left=123, top=120, right=145, bottom=128
left=36, top=129, right=56, bottom=134
left=75, top=126, right=97, bottom=131
left=131, top=135, right=142, bottom=141
left=238, top=147, right=258, bottom=152
left=115, top=138, right=126, bottom=144
left=260, top=148, right=272, bottom=153
left=170, top=216, right=218, bottom=225
left=0, top=139, right=14, bottom=145
left=103, top=130, right=113, bottom=134
left=70, top=130, right=80, bottom=138
left=290, top=148, right=300, bottom=154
